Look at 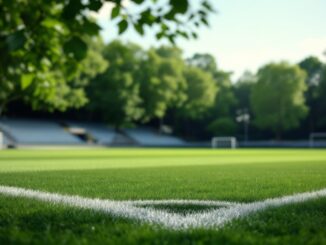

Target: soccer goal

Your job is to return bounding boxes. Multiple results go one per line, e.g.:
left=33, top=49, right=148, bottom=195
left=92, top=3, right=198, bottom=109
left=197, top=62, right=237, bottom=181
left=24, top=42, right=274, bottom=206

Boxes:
left=211, top=137, right=237, bottom=149
left=309, top=133, right=326, bottom=148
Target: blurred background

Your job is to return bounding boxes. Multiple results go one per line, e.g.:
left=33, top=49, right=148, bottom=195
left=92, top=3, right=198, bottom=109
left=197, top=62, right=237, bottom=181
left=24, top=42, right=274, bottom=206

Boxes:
left=0, top=0, right=325, bottom=148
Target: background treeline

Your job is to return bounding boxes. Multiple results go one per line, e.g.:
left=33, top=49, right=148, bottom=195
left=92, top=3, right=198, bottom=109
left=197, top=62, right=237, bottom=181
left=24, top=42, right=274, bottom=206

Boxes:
left=5, top=39, right=326, bottom=141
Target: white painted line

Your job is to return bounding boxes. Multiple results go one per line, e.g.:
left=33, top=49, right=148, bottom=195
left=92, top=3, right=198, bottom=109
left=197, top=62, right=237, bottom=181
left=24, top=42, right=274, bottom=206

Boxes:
left=0, top=185, right=326, bottom=230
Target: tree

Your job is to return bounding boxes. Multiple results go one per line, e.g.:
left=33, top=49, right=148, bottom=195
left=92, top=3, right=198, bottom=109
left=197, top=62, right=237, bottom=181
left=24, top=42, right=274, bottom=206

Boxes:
left=0, top=0, right=214, bottom=115
left=0, top=36, right=107, bottom=116
left=86, top=40, right=144, bottom=128
left=212, top=70, right=236, bottom=117
left=187, top=53, right=236, bottom=135
left=316, top=65, right=326, bottom=129
left=137, top=46, right=187, bottom=121
left=180, top=66, right=217, bottom=119
left=233, top=71, right=257, bottom=140
left=187, top=53, right=218, bottom=74
left=207, top=117, right=236, bottom=136
left=0, top=1, right=100, bottom=115
left=250, top=62, right=308, bottom=139
left=187, top=54, right=236, bottom=116
left=169, top=65, right=216, bottom=139
left=234, top=71, right=256, bottom=111
left=298, top=56, right=324, bottom=132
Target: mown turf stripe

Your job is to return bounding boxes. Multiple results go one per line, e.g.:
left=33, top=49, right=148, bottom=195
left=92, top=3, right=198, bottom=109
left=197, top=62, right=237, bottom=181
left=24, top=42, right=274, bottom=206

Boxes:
left=0, top=185, right=326, bottom=230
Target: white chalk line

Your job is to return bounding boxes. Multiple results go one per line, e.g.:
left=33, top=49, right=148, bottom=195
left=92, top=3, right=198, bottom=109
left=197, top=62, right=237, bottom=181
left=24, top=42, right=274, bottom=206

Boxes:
left=0, top=185, right=326, bottom=230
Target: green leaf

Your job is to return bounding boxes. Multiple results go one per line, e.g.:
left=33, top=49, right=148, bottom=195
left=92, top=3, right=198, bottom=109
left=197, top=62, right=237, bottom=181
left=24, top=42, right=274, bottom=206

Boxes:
left=134, top=23, right=144, bottom=35
left=21, top=74, right=35, bottom=90
left=168, top=35, right=176, bottom=44
left=201, top=17, right=209, bottom=27
left=156, top=32, right=164, bottom=40
left=111, top=6, right=120, bottom=19
left=118, top=20, right=128, bottom=34
left=41, top=19, right=66, bottom=34
left=41, top=18, right=62, bottom=28
left=188, top=13, right=195, bottom=20
left=169, top=0, right=188, bottom=14
left=63, top=36, right=88, bottom=61
left=203, top=1, right=215, bottom=12
left=6, top=31, right=26, bottom=51
left=62, top=0, right=84, bottom=20
left=83, top=20, right=100, bottom=35
left=191, top=32, right=198, bottom=39
left=88, top=0, right=102, bottom=11
left=132, top=0, right=144, bottom=3
left=139, top=9, right=156, bottom=25
left=177, top=30, right=189, bottom=39
left=165, top=10, right=176, bottom=20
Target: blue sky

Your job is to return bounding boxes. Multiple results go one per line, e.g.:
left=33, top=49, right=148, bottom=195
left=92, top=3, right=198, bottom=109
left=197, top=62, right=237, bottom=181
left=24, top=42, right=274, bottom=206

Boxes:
left=95, top=0, right=326, bottom=80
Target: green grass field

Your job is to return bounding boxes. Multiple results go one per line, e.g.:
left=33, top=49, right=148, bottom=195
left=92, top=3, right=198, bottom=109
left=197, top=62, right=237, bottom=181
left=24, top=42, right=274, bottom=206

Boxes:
left=1, top=149, right=326, bottom=244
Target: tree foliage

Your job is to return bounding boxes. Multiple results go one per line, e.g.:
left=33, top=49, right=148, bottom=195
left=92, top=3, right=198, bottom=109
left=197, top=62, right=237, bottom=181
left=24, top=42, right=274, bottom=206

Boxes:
left=187, top=54, right=236, bottom=117
left=317, top=66, right=326, bottom=128
left=207, top=117, right=236, bottom=136
left=234, top=71, right=256, bottom=111
left=138, top=46, right=187, bottom=121
left=298, top=56, right=324, bottom=132
left=0, top=0, right=97, bottom=114
left=186, top=53, right=236, bottom=137
left=0, top=34, right=107, bottom=115
left=180, top=66, right=217, bottom=119
left=0, top=0, right=214, bottom=115
left=86, top=43, right=190, bottom=128
left=86, top=41, right=143, bottom=127
left=110, top=0, right=215, bottom=43
left=250, top=62, right=308, bottom=139
left=212, top=70, right=236, bottom=117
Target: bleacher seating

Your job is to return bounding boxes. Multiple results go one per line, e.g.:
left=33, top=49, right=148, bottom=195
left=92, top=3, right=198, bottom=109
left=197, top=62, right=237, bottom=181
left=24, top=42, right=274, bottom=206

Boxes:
left=0, top=118, right=84, bottom=145
left=1, top=132, right=13, bottom=147
left=0, top=118, right=187, bottom=147
left=123, top=128, right=185, bottom=147
left=65, top=122, right=117, bottom=145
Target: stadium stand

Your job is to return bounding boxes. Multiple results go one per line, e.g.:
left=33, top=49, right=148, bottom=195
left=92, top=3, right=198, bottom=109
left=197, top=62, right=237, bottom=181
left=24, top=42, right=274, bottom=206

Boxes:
left=1, top=118, right=323, bottom=148
left=0, top=118, right=186, bottom=147
left=64, top=122, right=118, bottom=145
left=0, top=118, right=84, bottom=146
left=1, top=131, right=15, bottom=147
left=123, top=128, right=185, bottom=147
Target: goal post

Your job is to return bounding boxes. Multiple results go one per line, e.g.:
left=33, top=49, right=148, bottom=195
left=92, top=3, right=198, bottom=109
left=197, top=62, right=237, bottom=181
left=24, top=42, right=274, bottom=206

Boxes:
left=211, top=137, right=237, bottom=149
left=309, top=133, right=326, bottom=148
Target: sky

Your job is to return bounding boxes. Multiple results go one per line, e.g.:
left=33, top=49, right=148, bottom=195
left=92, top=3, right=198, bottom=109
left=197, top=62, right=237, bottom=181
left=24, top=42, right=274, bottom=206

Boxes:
left=95, top=0, right=326, bottom=80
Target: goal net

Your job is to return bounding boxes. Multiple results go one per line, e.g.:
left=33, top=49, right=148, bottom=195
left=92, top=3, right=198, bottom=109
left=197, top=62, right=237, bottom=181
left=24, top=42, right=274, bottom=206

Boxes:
left=309, top=133, right=326, bottom=148
left=211, top=137, right=237, bottom=149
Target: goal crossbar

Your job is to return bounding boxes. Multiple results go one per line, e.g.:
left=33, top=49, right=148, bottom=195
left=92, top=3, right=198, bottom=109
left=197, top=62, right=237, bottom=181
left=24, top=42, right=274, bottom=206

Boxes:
left=211, top=137, right=237, bottom=149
